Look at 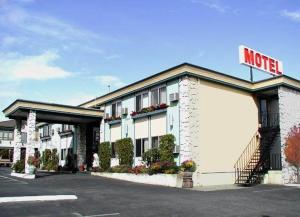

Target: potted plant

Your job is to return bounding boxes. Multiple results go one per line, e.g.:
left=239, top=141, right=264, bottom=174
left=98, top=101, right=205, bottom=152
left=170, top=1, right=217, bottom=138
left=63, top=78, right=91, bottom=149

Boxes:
left=27, top=156, right=39, bottom=175
left=181, top=160, right=196, bottom=188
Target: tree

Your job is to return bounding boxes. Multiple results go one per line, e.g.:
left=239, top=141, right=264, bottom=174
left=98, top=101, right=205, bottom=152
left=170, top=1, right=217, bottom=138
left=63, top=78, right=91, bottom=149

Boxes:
left=284, top=125, right=300, bottom=183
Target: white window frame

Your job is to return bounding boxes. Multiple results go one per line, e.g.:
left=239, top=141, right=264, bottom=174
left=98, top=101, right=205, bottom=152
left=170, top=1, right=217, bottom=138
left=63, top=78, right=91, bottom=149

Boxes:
left=150, top=85, right=167, bottom=106
left=111, top=101, right=122, bottom=117
left=135, top=91, right=149, bottom=111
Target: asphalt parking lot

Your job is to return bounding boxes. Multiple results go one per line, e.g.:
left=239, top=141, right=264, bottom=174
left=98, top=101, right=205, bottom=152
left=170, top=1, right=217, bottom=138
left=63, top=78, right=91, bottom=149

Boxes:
left=0, top=167, right=299, bottom=217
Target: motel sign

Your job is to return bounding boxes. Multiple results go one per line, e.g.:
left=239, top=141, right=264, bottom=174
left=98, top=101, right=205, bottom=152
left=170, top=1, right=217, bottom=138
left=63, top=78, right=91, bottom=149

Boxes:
left=239, top=45, right=283, bottom=76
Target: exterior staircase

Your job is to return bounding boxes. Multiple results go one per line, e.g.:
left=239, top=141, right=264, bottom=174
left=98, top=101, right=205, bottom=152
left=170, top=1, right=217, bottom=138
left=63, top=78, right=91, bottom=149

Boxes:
left=234, top=113, right=280, bottom=186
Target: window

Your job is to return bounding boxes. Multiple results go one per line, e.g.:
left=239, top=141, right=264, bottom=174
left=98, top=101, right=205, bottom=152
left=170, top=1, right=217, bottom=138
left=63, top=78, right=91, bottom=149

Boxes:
left=159, top=87, right=167, bottom=104
left=0, top=131, right=14, bottom=141
left=61, top=149, right=66, bottom=160
left=151, top=136, right=163, bottom=149
left=111, top=101, right=122, bottom=117
left=151, top=86, right=166, bottom=106
left=135, top=138, right=148, bottom=157
left=21, top=132, right=27, bottom=143
left=62, top=124, right=72, bottom=132
left=42, top=125, right=51, bottom=137
left=136, top=95, right=142, bottom=112
left=135, top=93, right=148, bottom=112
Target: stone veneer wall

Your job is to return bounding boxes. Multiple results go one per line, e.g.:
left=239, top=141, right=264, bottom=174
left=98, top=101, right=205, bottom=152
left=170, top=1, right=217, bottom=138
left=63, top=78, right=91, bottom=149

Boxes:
left=13, top=120, right=22, bottom=163
left=76, top=124, right=87, bottom=166
left=179, top=76, right=201, bottom=184
left=278, top=86, right=300, bottom=184
left=25, top=110, right=36, bottom=173
left=100, top=118, right=105, bottom=143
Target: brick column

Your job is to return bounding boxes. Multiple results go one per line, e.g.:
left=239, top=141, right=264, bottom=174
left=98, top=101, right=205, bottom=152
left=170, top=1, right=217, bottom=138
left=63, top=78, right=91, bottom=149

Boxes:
left=76, top=124, right=87, bottom=167
left=13, top=119, right=22, bottom=164
left=25, top=110, right=36, bottom=174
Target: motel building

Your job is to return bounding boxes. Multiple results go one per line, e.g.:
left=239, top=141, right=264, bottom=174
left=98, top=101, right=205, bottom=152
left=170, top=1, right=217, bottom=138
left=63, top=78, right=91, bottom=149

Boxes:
left=1, top=51, right=300, bottom=186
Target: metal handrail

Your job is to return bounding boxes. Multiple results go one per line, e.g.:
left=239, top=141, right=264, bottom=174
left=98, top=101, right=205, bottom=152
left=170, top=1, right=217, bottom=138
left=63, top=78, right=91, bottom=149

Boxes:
left=234, top=131, right=260, bottom=182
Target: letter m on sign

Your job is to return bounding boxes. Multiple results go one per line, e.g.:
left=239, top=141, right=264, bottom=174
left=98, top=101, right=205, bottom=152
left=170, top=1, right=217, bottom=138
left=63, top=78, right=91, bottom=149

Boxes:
left=239, top=45, right=254, bottom=66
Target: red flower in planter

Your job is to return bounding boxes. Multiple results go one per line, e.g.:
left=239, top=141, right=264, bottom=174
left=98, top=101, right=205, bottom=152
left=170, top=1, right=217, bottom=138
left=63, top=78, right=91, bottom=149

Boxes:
left=130, top=111, right=137, bottom=116
left=159, top=103, right=168, bottom=109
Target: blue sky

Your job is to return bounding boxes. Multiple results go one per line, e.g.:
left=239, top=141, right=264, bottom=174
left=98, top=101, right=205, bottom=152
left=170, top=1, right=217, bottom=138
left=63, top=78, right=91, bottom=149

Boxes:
left=0, top=0, right=300, bottom=120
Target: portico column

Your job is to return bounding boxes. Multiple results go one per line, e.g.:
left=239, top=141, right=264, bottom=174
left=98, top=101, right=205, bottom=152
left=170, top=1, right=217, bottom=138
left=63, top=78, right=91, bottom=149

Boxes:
left=100, top=118, right=104, bottom=143
left=25, top=110, right=36, bottom=174
left=76, top=124, right=87, bottom=167
left=13, top=119, right=22, bottom=164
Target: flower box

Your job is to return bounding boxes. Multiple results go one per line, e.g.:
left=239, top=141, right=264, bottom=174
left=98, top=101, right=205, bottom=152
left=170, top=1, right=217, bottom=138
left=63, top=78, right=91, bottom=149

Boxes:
left=131, top=108, right=167, bottom=120
left=107, top=119, right=122, bottom=125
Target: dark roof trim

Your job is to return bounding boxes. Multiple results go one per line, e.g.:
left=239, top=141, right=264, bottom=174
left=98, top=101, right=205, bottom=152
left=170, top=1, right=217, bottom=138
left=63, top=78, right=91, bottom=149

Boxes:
left=3, top=99, right=102, bottom=113
left=79, top=62, right=254, bottom=107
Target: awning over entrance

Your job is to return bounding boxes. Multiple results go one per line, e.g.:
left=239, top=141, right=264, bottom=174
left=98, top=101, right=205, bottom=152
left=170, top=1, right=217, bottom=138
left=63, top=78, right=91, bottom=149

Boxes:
left=3, top=99, right=103, bottom=124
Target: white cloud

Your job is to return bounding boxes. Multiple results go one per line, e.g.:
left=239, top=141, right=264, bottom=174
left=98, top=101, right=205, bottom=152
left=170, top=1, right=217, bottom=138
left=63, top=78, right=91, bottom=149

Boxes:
left=281, top=10, right=300, bottom=22
left=95, top=75, right=126, bottom=89
left=0, top=51, right=72, bottom=81
left=191, top=0, right=229, bottom=13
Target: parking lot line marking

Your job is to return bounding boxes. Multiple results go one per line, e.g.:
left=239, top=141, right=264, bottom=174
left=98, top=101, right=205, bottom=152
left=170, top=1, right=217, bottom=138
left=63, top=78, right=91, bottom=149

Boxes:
left=73, top=212, right=120, bottom=217
left=0, top=195, right=78, bottom=203
left=0, top=175, right=28, bottom=184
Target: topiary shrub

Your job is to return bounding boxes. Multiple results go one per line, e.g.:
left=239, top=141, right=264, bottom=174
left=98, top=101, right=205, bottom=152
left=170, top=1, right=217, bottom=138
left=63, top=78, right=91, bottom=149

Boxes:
left=159, top=134, right=175, bottom=162
left=142, top=148, right=160, bottom=166
left=99, top=142, right=111, bottom=171
left=116, top=138, right=134, bottom=166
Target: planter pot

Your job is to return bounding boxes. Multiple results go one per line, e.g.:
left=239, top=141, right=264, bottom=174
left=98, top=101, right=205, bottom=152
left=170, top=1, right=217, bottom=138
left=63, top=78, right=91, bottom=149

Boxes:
left=28, top=165, right=36, bottom=175
left=182, top=171, right=193, bottom=188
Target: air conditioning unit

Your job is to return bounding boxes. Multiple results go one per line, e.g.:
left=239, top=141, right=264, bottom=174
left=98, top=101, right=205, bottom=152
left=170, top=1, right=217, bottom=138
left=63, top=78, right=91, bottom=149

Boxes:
left=122, top=108, right=128, bottom=115
left=105, top=113, right=110, bottom=119
left=174, top=145, right=180, bottom=153
left=169, top=93, right=179, bottom=102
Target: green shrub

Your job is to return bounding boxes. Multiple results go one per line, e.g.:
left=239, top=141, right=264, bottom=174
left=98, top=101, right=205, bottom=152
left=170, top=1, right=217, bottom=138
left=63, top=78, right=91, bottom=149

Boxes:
left=42, top=149, right=59, bottom=171
left=12, top=160, right=25, bottom=173
left=99, top=142, right=111, bottom=170
left=159, top=134, right=175, bottom=162
left=116, top=138, right=134, bottom=166
left=108, top=164, right=131, bottom=173
left=142, top=148, right=160, bottom=166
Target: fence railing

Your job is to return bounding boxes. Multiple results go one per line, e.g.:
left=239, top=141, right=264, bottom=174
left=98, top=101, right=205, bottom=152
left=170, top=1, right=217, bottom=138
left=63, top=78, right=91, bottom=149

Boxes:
left=260, top=112, right=279, bottom=128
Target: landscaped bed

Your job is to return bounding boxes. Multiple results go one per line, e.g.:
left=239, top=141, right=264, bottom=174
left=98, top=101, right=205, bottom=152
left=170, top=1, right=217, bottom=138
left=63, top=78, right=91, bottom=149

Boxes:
left=91, top=134, right=196, bottom=188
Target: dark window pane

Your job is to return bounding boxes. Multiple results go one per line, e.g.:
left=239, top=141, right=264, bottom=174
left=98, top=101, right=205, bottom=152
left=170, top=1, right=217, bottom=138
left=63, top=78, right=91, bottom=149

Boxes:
left=136, top=139, right=141, bottom=157
left=151, top=89, right=159, bottom=106
left=159, top=87, right=167, bottom=104
left=136, top=95, right=141, bottom=111
left=152, top=137, right=159, bottom=149
left=111, top=103, right=116, bottom=117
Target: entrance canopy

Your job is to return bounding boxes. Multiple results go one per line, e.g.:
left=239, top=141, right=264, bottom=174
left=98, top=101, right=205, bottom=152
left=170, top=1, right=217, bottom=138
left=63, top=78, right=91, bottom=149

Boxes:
left=3, top=100, right=103, bottom=124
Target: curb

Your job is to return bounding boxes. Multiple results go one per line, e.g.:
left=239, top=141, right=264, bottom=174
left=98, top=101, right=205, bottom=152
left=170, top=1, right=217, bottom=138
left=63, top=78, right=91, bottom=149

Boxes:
left=0, top=195, right=78, bottom=203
